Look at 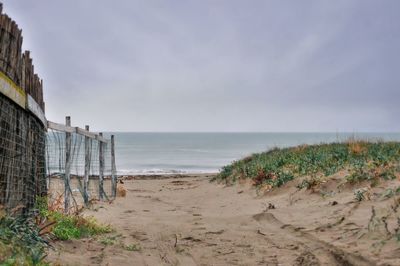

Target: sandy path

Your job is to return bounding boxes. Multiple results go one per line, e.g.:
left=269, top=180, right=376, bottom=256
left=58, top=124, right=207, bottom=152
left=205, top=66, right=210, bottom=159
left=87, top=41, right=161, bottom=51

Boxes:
left=48, top=175, right=400, bottom=265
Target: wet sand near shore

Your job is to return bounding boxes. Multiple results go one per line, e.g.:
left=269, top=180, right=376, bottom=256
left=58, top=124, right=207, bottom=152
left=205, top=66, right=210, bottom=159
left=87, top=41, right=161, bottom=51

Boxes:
left=48, top=174, right=400, bottom=265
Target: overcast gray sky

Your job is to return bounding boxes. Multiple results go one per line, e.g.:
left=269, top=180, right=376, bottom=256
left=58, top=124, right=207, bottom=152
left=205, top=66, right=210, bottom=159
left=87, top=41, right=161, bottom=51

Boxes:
left=3, top=0, right=400, bottom=132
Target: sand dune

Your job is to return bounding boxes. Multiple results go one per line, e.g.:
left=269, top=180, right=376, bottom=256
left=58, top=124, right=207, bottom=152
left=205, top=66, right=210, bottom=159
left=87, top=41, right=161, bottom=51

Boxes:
left=48, top=174, right=400, bottom=265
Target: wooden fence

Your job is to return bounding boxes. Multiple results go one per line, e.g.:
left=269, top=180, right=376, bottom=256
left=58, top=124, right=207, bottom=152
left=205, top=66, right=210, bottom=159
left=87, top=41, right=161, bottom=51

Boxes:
left=0, top=2, right=118, bottom=214
left=0, top=2, right=46, bottom=213
left=47, top=117, right=117, bottom=213
left=0, top=3, right=44, bottom=110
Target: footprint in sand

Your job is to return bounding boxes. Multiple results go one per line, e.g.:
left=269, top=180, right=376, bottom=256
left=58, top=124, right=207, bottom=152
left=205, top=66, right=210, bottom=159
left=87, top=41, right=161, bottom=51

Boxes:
left=293, top=251, right=320, bottom=266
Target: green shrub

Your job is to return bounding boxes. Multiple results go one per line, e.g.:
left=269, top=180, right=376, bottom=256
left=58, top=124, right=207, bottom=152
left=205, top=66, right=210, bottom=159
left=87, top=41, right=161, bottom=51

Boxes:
left=346, top=166, right=372, bottom=184
left=0, top=197, right=113, bottom=265
left=49, top=212, right=112, bottom=241
left=35, top=197, right=112, bottom=241
left=0, top=215, right=47, bottom=265
left=52, top=215, right=81, bottom=240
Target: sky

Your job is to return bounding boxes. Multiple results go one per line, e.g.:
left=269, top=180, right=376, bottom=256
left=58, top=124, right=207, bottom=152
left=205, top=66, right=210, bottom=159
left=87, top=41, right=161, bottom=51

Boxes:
left=2, top=0, right=400, bottom=132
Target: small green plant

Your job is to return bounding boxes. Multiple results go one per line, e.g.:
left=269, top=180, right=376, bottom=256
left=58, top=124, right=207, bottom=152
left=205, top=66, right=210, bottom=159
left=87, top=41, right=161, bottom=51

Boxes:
left=297, top=177, right=321, bottom=190
left=380, top=168, right=396, bottom=181
left=346, top=166, right=372, bottom=184
left=381, top=188, right=395, bottom=199
left=354, top=189, right=366, bottom=202
left=99, top=235, right=117, bottom=246
left=35, top=196, right=50, bottom=218
left=124, top=243, right=141, bottom=251
left=52, top=215, right=81, bottom=240
left=380, top=187, right=400, bottom=200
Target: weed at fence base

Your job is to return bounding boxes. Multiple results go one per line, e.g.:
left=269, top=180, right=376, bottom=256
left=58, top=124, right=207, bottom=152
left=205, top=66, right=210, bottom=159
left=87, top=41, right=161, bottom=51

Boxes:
left=36, top=196, right=112, bottom=241
left=0, top=213, right=48, bottom=265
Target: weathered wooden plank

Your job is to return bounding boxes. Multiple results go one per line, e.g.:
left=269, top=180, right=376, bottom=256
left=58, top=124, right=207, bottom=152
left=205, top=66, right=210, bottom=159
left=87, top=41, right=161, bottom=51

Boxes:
left=83, top=125, right=90, bottom=206
left=0, top=69, right=26, bottom=108
left=26, top=94, right=46, bottom=127
left=76, top=127, right=97, bottom=139
left=111, top=135, right=117, bottom=198
left=20, top=52, right=25, bottom=91
left=98, top=132, right=105, bottom=201
left=47, top=121, right=76, bottom=133
left=64, top=116, right=72, bottom=213
left=48, top=121, right=109, bottom=142
left=0, top=16, right=10, bottom=77
left=95, top=134, right=108, bottom=143
left=0, top=10, right=45, bottom=115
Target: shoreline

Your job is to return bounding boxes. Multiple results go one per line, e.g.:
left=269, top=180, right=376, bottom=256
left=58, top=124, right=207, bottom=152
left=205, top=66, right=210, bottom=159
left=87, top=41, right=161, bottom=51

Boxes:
left=119, top=172, right=217, bottom=180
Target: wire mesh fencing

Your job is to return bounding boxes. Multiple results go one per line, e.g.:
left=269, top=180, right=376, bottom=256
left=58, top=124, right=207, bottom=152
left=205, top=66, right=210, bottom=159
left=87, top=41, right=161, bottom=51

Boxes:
left=46, top=118, right=117, bottom=213
left=0, top=93, right=46, bottom=214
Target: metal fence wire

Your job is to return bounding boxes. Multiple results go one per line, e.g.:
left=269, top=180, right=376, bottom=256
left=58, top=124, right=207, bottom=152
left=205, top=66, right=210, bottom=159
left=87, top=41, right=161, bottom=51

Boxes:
left=0, top=93, right=46, bottom=214
left=46, top=121, right=116, bottom=213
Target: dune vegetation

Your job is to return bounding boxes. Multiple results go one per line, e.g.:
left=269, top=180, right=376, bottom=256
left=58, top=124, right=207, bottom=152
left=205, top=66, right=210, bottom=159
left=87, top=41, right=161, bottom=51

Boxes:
left=0, top=197, right=112, bottom=266
left=213, top=140, right=400, bottom=191
left=0, top=214, right=47, bottom=266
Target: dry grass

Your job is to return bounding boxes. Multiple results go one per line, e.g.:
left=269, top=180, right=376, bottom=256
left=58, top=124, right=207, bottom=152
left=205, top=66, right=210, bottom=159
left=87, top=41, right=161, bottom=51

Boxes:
left=347, top=139, right=368, bottom=155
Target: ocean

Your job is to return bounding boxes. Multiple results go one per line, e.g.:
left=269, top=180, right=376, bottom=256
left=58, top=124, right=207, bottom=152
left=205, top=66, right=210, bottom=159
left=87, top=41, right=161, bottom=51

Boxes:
left=102, top=132, right=400, bottom=175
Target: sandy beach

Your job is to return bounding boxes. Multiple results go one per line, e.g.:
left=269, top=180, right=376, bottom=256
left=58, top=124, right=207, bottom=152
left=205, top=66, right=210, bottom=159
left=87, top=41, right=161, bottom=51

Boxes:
left=48, top=173, right=400, bottom=265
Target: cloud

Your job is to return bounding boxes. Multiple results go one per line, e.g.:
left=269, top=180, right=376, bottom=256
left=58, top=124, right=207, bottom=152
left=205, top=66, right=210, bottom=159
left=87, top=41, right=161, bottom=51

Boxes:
left=2, top=0, right=399, bottom=132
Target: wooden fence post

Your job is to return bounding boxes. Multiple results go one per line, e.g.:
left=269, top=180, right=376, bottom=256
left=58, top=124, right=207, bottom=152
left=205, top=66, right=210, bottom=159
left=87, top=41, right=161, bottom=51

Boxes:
left=99, top=132, right=104, bottom=200
left=64, top=116, right=71, bottom=213
left=83, top=125, right=90, bottom=206
left=111, top=135, right=117, bottom=198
